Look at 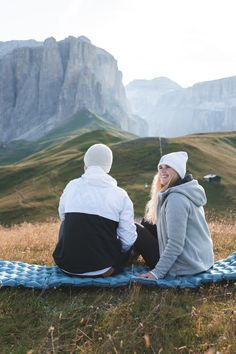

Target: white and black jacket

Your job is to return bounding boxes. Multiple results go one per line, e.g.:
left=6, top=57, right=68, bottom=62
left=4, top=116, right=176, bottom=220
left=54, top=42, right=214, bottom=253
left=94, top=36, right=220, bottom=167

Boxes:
left=53, top=166, right=137, bottom=274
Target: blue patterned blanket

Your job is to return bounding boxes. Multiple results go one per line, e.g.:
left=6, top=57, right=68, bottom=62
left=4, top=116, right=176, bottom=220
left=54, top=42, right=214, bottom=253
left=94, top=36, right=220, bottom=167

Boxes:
left=0, top=252, right=235, bottom=289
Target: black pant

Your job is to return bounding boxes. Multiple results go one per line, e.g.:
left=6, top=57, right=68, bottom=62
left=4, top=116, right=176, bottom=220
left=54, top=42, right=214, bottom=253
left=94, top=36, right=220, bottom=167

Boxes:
left=134, top=220, right=160, bottom=269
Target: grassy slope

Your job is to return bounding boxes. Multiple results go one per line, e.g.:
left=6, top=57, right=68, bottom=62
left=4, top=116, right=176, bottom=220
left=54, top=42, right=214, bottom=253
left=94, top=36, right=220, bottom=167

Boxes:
left=0, top=131, right=236, bottom=225
left=0, top=109, right=134, bottom=165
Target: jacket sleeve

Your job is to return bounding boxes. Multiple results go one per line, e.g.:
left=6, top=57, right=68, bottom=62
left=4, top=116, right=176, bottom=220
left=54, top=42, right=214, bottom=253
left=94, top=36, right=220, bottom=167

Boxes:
left=116, top=194, right=137, bottom=252
left=58, top=191, right=66, bottom=221
left=151, top=193, right=190, bottom=279
left=58, top=182, right=71, bottom=221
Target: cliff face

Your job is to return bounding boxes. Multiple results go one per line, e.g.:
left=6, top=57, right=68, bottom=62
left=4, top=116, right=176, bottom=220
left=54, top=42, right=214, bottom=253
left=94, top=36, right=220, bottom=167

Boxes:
left=126, top=76, right=236, bottom=137
left=0, top=40, right=42, bottom=57
left=0, top=36, right=145, bottom=142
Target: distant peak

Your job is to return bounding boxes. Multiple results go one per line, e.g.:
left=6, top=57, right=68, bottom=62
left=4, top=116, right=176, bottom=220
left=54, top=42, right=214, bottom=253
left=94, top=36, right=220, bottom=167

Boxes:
left=126, top=77, right=181, bottom=90
left=44, top=37, right=57, bottom=44
left=78, top=36, right=91, bottom=44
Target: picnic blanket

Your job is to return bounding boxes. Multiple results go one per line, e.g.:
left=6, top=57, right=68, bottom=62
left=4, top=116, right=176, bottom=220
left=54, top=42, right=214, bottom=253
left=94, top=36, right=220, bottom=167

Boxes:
left=0, top=252, right=235, bottom=289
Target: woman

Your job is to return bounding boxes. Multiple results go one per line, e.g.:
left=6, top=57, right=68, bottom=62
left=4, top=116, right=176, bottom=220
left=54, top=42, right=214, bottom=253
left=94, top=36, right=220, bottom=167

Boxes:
left=139, top=151, right=214, bottom=279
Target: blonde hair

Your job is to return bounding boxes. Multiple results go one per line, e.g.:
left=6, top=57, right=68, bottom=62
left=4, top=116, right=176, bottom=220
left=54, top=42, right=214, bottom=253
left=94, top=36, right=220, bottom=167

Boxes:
left=144, top=171, right=180, bottom=224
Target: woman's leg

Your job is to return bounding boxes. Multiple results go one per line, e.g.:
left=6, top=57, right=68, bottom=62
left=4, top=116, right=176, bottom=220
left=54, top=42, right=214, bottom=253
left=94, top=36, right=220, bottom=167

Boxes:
left=141, top=218, right=158, bottom=239
left=134, top=223, right=159, bottom=269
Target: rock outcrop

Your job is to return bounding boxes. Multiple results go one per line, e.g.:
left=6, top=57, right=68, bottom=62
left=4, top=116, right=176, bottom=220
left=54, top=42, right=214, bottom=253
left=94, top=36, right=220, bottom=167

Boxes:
left=126, top=76, right=236, bottom=137
left=0, top=36, right=146, bottom=142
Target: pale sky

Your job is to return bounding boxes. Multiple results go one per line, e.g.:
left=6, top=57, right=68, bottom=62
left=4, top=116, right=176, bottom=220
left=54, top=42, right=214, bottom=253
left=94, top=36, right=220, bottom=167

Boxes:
left=1, top=0, right=236, bottom=87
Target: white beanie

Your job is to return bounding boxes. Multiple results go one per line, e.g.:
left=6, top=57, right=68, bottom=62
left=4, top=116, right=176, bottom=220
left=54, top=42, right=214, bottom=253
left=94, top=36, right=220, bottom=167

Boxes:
left=158, top=151, right=188, bottom=179
left=84, top=143, right=113, bottom=173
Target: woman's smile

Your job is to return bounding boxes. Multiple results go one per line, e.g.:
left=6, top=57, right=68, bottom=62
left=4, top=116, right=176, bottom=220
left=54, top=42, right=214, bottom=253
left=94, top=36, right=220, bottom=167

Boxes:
left=158, top=164, right=177, bottom=186
left=160, top=174, right=170, bottom=184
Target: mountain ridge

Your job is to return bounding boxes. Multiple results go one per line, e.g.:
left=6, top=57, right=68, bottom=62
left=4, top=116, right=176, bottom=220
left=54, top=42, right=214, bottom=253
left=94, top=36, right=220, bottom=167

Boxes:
left=126, top=75, right=236, bottom=137
left=0, top=39, right=42, bottom=57
left=0, top=109, right=135, bottom=165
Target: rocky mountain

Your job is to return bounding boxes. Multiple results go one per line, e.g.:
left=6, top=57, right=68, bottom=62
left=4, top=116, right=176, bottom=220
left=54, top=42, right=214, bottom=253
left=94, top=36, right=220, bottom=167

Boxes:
left=126, top=76, right=236, bottom=137
left=0, top=36, right=146, bottom=143
left=0, top=40, right=42, bottom=58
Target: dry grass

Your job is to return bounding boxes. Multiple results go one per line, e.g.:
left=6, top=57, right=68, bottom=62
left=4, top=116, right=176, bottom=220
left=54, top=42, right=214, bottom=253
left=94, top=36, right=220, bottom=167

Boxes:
left=208, top=217, right=236, bottom=260
left=0, top=216, right=235, bottom=265
left=0, top=219, right=59, bottom=265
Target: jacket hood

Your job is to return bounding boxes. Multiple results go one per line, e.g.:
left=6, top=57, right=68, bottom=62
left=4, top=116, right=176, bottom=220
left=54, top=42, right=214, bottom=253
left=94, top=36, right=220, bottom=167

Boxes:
left=160, top=179, right=207, bottom=207
left=81, top=166, right=117, bottom=188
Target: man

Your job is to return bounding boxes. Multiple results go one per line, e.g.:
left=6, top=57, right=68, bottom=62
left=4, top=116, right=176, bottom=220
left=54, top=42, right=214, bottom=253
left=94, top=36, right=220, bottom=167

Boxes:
left=53, top=143, right=137, bottom=277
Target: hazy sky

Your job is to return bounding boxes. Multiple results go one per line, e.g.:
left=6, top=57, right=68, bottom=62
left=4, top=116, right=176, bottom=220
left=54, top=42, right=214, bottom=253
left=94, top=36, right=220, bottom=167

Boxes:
left=1, top=0, right=236, bottom=87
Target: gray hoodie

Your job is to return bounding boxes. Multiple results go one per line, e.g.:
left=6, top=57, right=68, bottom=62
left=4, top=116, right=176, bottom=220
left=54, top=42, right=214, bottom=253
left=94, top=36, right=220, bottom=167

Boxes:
left=151, top=179, right=214, bottom=279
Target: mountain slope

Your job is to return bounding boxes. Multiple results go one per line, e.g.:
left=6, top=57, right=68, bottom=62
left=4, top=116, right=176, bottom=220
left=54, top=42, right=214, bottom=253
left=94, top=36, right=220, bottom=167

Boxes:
left=0, top=130, right=235, bottom=225
left=0, top=109, right=135, bottom=165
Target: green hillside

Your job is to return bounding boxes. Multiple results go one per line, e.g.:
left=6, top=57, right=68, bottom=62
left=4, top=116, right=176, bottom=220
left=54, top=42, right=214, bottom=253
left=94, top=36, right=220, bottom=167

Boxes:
left=0, top=109, right=134, bottom=165
left=0, top=130, right=236, bottom=225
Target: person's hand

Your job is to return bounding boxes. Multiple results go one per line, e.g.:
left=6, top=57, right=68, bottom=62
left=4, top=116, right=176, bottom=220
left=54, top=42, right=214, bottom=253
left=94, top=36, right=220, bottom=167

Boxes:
left=138, top=272, right=156, bottom=279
